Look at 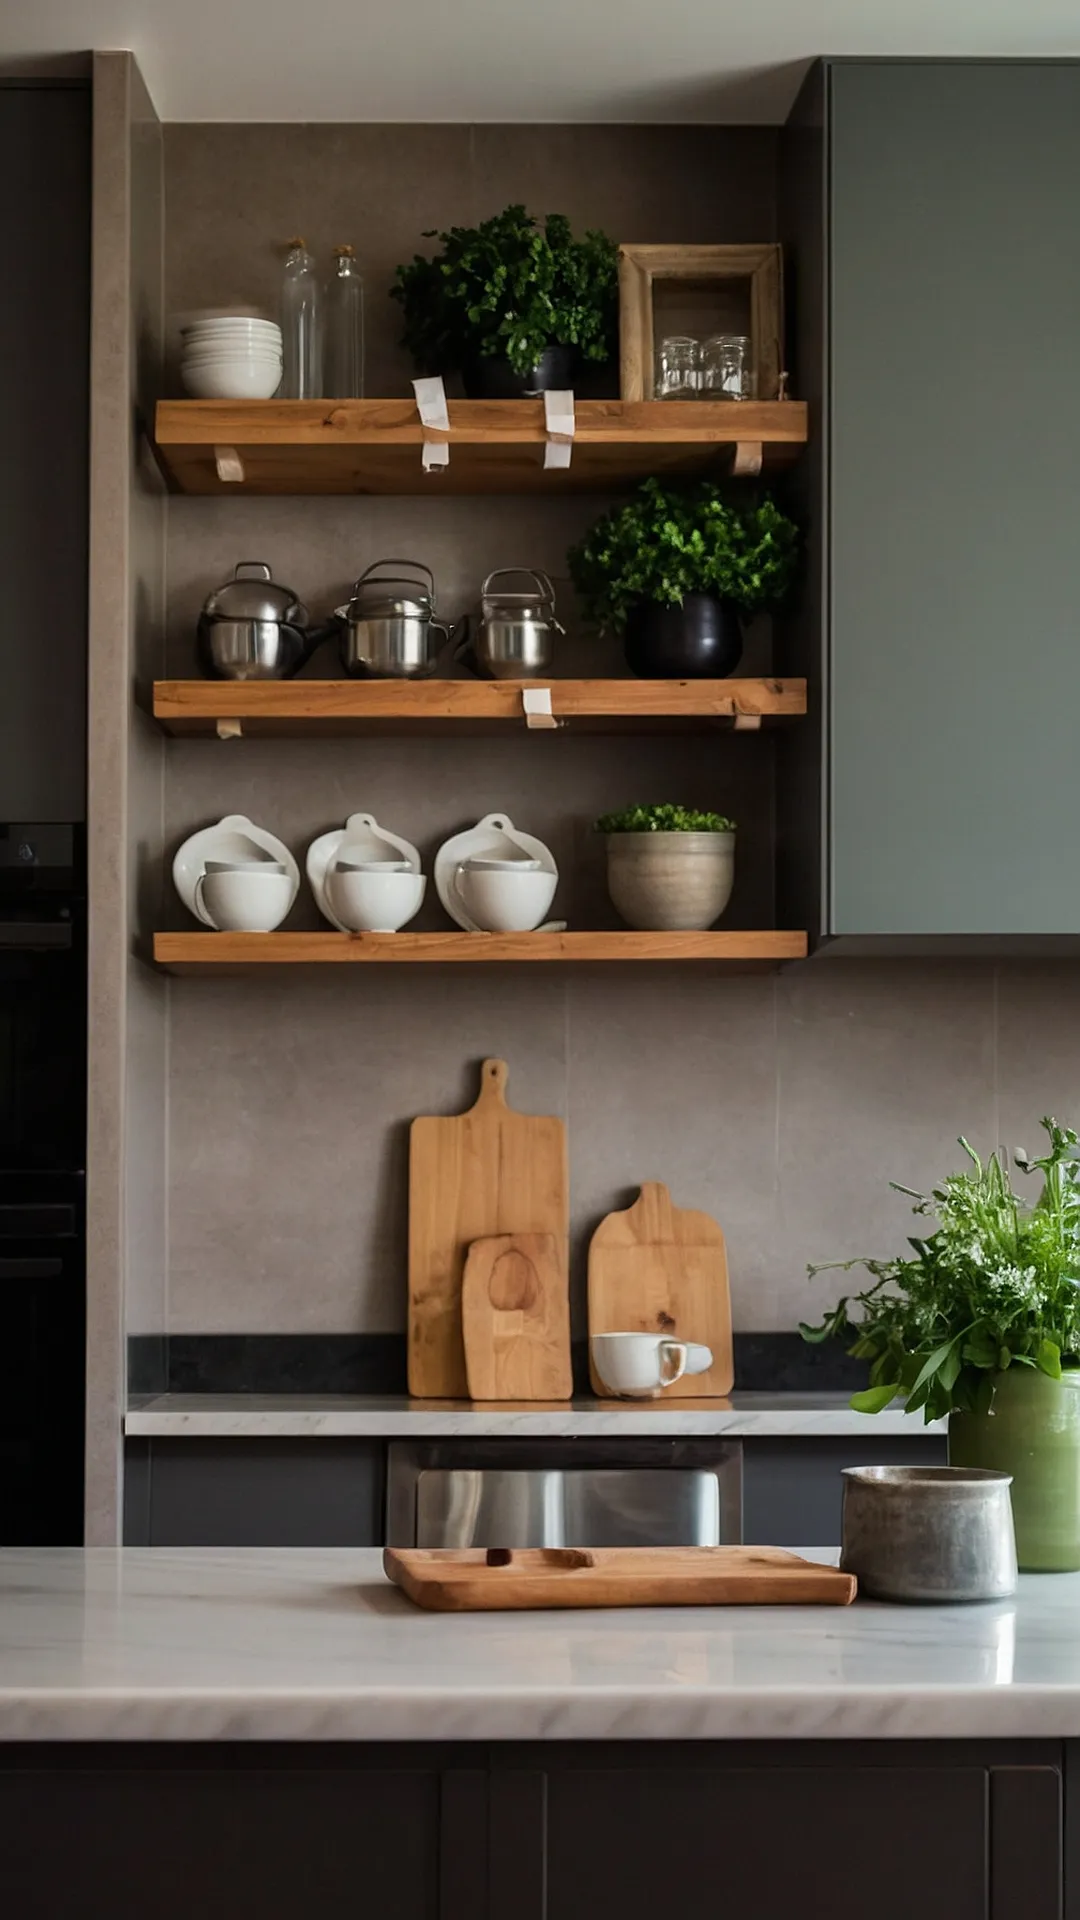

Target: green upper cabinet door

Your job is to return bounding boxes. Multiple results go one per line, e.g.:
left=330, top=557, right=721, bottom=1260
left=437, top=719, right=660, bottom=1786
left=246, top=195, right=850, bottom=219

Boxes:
left=827, top=61, right=1080, bottom=935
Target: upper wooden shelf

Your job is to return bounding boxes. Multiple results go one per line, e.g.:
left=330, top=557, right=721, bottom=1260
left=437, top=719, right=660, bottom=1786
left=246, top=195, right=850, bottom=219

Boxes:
left=152, top=677, right=807, bottom=737
left=152, top=398, right=809, bottom=496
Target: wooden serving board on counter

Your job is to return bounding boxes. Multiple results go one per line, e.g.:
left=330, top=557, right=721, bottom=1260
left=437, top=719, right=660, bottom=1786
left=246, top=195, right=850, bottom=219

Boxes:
left=462, top=1232, right=572, bottom=1401
left=384, top=1547, right=857, bottom=1612
left=588, top=1181, right=734, bottom=1396
left=409, top=1059, right=568, bottom=1398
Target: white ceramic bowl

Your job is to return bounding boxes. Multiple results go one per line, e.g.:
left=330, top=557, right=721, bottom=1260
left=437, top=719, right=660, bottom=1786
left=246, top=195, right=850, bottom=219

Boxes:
left=181, top=348, right=283, bottom=368
left=181, top=360, right=283, bottom=400
left=182, top=316, right=280, bottom=331
left=195, top=867, right=293, bottom=932
left=326, top=868, right=426, bottom=932
left=455, top=862, right=556, bottom=932
left=181, top=330, right=278, bottom=349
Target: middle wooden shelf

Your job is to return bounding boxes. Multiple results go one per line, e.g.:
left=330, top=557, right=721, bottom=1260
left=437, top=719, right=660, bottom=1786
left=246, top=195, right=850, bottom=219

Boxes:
left=152, top=677, right=807, bottom=737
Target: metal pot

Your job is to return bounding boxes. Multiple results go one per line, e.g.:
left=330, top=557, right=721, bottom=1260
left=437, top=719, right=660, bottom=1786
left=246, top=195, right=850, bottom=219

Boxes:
left=456, top=568, right=565, bottom=681
left=334, top=559, right=453, bottom=679
left=840, top=1465, right=1018, bottom=1602
left=197, top=561, right=315, bottom=680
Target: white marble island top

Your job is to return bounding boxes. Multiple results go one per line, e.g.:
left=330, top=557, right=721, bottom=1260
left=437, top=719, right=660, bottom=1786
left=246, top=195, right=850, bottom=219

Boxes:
left=0, top=1547, right=1072, bottom=1743
left=124, top=1391, right=945, bottom=1439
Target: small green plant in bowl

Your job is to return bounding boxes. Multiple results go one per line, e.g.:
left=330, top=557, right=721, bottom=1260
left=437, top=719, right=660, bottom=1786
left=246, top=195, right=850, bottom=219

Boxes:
left=569, top=478, right=799, bottom=678
left=596, top=804, right=736, bottom=834
left=595, top=803, right=737, bottom=931
left=391, top=204, right=618, bottom=396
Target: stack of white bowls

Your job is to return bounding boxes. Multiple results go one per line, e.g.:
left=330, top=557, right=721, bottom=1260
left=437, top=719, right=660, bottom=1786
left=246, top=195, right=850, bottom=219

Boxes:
left=180, top=312, right=283, bottom=400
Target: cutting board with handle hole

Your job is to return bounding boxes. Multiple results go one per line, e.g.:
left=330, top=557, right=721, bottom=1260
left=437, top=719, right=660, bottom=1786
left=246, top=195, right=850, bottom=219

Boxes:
left=409, top=1059, right=568, bottom=1398
left=384, top=1546, right=856, bottom=1611
left=462, top=1232, right=572, bottom=1401
left=588, top=1181, right=734, bottom=1396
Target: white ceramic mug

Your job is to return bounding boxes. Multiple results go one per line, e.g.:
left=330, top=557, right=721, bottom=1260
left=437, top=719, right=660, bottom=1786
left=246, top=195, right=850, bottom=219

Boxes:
left=591, top=1332, right=714, bottom=1397
left=194, top=865, right=293, bottom=932
left=455, top=857, right=556, bottom=933
left=327, top=863, right=426, bottom=932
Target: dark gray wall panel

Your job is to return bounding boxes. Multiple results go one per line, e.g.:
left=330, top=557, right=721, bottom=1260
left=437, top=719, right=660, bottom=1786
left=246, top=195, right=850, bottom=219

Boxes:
left=0, top=85, right=89, bottom=821
left=743, top=1434, right=947, bottom=1545
left=139, top=1440, right=384, bottom=1546
left=829, top=61, right=1080, bottom=933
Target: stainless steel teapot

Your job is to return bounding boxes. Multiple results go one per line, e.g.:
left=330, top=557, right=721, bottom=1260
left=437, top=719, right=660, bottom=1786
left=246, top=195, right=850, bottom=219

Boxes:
left=333, top=559, right=454, bottom=679
left=197, top=561, right=317, bottom=680
left=455, top=568, right=565, bottom=680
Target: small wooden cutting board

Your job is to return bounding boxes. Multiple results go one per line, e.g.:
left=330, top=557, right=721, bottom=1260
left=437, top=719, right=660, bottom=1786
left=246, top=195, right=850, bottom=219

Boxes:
left=588, top=1181, right=734, bottom=1396
left=409, top=1060, right=568, bottom=1398
left=384, top=1546, right=856, bottom=1611
left=462, top=1232, right=572, bottom=1401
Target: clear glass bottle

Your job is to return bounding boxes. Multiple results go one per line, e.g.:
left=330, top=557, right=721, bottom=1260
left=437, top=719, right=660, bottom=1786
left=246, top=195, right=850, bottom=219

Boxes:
left=280, top=237, right=322, bottom=399
left=325, top=245, right=365, bottom=398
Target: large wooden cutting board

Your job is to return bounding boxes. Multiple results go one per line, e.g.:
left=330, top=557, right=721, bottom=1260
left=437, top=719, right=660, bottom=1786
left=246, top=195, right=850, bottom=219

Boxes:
left=462, top=1233, right=572, bottom=1402
left=409, top=1059, right=568, bottom=1398
left=588, top=1181, right=734, bottom=1396
left=384, top=1547, right=856, bottom=1611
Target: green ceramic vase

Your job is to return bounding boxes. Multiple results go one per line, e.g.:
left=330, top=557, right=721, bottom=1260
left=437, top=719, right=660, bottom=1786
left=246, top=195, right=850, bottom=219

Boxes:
left=949, top=1366, right=1080, bottom=1571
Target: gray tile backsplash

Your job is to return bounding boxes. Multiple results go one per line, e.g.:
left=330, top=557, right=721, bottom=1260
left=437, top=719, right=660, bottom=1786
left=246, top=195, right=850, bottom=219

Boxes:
left=164, top=957, right=1079, bottom=1337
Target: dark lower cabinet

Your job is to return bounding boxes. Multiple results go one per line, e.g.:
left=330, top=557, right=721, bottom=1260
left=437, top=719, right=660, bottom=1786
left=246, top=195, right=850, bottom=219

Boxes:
left=0, top=1741, right=1067, bottom=1919
left=0, top=1752, right=445, bottom=1920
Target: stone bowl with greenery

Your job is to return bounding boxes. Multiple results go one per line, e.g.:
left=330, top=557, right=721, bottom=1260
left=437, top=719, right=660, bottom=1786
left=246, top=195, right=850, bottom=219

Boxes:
left=569, top=478, right=799, bottom=678
left=801, top=1118, right=1080, bottom=1570
left=595, top=804, right=736, bottom=931
left=390, top=204, right=618, bottom=397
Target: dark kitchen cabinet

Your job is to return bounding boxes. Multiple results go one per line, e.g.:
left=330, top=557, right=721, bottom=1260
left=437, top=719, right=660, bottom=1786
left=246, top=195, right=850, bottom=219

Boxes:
left=779, top=60, right=1080, bottom=944
left=0, top=83, right=90, bottom=822
left=0, top=1754, right=446, bottom=1920
left=0, top=1743, right=1065, bottom=1920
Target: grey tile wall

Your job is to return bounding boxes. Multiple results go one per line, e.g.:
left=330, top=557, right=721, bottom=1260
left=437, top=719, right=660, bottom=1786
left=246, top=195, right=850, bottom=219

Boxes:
left=157, top=124, right=1080, bottom=1348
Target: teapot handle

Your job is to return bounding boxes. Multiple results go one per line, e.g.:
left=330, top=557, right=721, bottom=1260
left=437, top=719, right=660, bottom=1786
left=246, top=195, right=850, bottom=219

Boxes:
left=480, top=567, right=555, bottom=606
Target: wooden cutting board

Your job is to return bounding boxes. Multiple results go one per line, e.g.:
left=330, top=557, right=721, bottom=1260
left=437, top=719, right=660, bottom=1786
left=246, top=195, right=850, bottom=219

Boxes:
left=384, top=1546, right=856, bottom=1611
left=462, top=1233, right=572, bottom=1402
left=588, top=1181, right=734, bottom=1397
left=409, top=1059, right=568, bottom=1398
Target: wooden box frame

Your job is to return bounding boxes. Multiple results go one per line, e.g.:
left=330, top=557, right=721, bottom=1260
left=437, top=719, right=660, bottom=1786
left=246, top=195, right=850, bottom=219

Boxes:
left=618, top=243, right=784, bottom=403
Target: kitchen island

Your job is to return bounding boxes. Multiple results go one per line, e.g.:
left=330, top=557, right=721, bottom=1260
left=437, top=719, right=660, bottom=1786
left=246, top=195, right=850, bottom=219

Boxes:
left=0, top=1547, right=1072, bottom=1917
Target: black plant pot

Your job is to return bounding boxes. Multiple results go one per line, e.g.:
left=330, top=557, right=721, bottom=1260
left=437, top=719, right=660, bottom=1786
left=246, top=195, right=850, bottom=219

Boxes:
left=623, top=595, right=743, bottom=680
left=461, top=344, right=575, bottom=399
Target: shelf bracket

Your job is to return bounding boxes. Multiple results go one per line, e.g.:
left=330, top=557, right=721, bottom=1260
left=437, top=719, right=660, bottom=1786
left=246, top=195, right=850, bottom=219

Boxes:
left=213, top=445, right=245, bottom=484
left=413, top=376, right=450, bottom=473
left=543, top=389, right=575, bottom=470
left=731, top=441, right=763, bottom=477
left=733, top=713, right=763, bottom=732
left=215, top=718, right=243, bottom=740
left=522, top=687, right=558, bottom=730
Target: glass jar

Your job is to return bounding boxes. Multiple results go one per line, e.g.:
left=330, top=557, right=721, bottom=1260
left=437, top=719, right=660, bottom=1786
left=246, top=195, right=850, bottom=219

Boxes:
left=280, top=237, right=322, bottom=399
left=700, top=334, right=754, bottom=400
left=654, top=335, right=699, bottom=400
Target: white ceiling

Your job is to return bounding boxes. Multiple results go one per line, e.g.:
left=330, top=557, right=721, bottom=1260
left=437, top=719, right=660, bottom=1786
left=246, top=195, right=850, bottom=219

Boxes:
left=8, top=0, right=1080, bottom=121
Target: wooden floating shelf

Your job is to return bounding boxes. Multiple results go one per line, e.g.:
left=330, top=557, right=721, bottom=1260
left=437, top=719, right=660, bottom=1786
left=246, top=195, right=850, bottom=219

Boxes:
left=153, top=398, right=809, bottom=496
left=154, top=930, right=809, bottom=972
left=152, top=677, right=807, bottom=738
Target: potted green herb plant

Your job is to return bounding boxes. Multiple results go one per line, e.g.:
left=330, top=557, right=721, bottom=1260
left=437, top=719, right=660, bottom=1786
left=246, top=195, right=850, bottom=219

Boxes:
left=391, top=204, right=618, bottom=398
left=595, top=804, right=736, bottom=931
left=569, top=478, right=798, bottom=679
left=801, top=1119, right=1080, bottom=1571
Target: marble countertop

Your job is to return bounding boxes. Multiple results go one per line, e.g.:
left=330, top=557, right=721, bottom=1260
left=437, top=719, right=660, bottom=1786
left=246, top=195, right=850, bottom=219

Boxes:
left=124, top=1391, right=945, bottom=1438
left=0, top=1547, right=1070, bottom=1742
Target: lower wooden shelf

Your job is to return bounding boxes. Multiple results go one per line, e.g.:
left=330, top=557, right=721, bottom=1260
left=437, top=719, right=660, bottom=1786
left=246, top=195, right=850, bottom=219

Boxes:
left=153, top=930, right=809, bottom=971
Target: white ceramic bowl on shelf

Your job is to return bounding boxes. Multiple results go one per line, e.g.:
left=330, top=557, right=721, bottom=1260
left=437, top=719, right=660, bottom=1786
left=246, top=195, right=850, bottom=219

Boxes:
left=181, top=358, right=283, bottom=400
